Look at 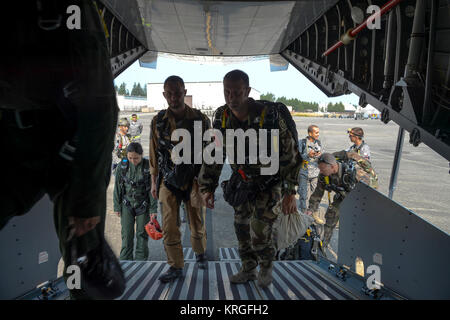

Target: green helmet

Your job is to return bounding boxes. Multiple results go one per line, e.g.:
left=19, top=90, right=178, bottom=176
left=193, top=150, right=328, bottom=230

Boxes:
left=118, top=118, right=129, bottom=127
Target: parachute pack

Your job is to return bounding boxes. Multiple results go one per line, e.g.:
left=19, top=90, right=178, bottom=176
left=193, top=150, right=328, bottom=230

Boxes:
left=333, top=150, right=379, bottom=190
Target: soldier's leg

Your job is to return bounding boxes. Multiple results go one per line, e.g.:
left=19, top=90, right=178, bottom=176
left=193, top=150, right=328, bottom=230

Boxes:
left=297, top=171, right=308, bottom=212
left=234, top=201, right=258, bottom=272
left=185, top=200, right=207, bottom=255
left=251, top=190, right=281, bottom=270
left=306, top=177, right=318, bottom=208
left=134, top=213, right=150, bottom=261
left=323, top=200, right=342, bottom=247
left=159, top=181, right=184, bottom=269
left=119, top=208, right=136, bottom=261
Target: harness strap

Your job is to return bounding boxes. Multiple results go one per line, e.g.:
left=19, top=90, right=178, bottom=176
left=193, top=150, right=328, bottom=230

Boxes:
left=324, top=176, right=331, bottom=205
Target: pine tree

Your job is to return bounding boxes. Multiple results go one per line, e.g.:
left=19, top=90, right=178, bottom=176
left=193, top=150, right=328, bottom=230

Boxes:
left=118, top=82, right=127, bottom=95
left=260, top=92, right=276, bottom=102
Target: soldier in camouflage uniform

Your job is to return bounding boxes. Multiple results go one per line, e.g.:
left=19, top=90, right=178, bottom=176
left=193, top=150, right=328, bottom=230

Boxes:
left=346, top=127, right=371, bottom=161
left=298, top=125, right=324, bottom=224
left=306, top=152, right=378, bottom=247
left=129, top=114, right=143, bottom=143
left=198, top=70, right=300, bottom=288
left=112, top=118, right=131, bottom=171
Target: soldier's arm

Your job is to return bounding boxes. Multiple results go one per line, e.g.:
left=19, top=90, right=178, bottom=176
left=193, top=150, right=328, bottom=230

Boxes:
left=279, top=117, right=301, bottom=194
left=308, top=176, right=326, bottom=212
left=113, top=168, right=122, bottom=212
left=149, top=117, right=158, bottom=176
left=198, top=119, right=223, bottom=193
left=148, top=186, right=158, bottom=213
left=333, top=150, right=349, bottom=161
left=198, top=159, right=224, bottom=193
left=299, top=139, right=308, bottom=160
left=198, top=109, right=225, bottom=193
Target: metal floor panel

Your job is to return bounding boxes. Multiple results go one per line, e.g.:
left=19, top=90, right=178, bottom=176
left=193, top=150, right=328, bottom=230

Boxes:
left=116, top=260, right=360, bottom=300
left=182, top=247, right=196, bottom=261
left=219, top=247, right=240, bottom=261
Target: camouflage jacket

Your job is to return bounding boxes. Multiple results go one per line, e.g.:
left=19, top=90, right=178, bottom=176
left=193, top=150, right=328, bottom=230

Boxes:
left=346, top=141, right=371, bottom=161
left=129, top=120, right=143, bottom=139
left=308, top=151, right=378, bottom=212
left=113, top=132, right=131, bottom=164
left=299, top=137, right=322, bottom=178
left=198, top=99, right=301, bottom=195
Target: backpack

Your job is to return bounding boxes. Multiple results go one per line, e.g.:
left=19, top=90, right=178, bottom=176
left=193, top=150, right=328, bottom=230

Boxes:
left=212, top=100, right=301, bottom=161
left=279, top=224, right=323, bottom=261
left=256, top=100, right=300, bottom=151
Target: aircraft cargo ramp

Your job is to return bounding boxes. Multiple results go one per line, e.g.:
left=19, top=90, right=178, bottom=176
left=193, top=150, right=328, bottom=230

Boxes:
left=114, top=249, right=397, bottom=301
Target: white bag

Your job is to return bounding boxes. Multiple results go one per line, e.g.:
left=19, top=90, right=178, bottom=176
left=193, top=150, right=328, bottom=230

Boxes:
left=272, top=208, right=315, bottom=251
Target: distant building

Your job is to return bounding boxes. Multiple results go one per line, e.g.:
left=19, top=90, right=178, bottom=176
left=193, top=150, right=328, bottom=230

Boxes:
left=116, top=94, right=148, bottom=112
left=147, top=81, right=261, bottom=111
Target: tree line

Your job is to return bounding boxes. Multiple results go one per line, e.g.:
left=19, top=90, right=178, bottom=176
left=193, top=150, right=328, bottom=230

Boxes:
left=260, top=92, right=319, bottom=112
left=260, top=92, right=350, bottom=112
left=115, top=82, right=147, bottom=97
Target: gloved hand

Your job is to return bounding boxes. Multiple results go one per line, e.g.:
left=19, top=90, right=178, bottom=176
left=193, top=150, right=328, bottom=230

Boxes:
left=68, top=228, right=125, bottom=300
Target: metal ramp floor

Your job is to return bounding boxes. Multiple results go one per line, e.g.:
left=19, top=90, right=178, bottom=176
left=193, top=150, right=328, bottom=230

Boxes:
left=117, top=247, right=368, bottom=300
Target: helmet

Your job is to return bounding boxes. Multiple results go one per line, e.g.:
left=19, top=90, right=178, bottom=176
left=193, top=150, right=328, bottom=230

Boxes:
left=145, top=214, right=163, bottom=240
left=347, top=127, right=364, bottom=138
left=118, top=118, right=130, bottom=127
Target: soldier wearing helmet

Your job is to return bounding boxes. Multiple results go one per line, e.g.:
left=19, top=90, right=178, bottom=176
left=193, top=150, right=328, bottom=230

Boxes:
left=306, top=152, right=378, bottom=249
left=113, top=142, right=157, bottom=261
left=346, top=127, right=371, bottom=161
left=112, top=118, right=132, bottom=171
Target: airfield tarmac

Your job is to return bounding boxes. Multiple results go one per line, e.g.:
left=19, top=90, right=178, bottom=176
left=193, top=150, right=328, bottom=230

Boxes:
left=104, top=112, right=450, bottom=263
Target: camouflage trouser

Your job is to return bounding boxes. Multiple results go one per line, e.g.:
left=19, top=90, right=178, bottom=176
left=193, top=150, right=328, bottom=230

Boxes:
left=233, top=187, right=282, bottom=272
left=297, top=171, right=318, bottom=212
left=323, top=197, right=344, bottom=246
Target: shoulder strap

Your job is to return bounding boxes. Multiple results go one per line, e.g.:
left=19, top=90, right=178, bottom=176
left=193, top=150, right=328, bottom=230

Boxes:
left=317, top=139, right=322, bottom=148
left=156, top=109, right=171, bottom=142
left=213, top=105, right=228, bottom=131
left=301, top=138, right=307, bottom=152
left=119, top=159, right=129, bottom=185
left=258, top=100, right=300, bottom=150
left=142, top=158, right=151, bottom=191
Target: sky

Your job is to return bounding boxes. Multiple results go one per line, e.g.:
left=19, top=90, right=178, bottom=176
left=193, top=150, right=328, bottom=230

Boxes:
left=114, top=56, right=360, bottom=108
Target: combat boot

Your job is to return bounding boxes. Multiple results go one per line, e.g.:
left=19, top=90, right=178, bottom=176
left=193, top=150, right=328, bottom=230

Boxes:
left=158, top=266, right=183, bottom=283
left=312, top=211, right=325, bottom=225
left=257, top=266, right=273, bottom=288
left=229, top=268, right=257, bottom=284
left=196, top=253, right=208, bottom=269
